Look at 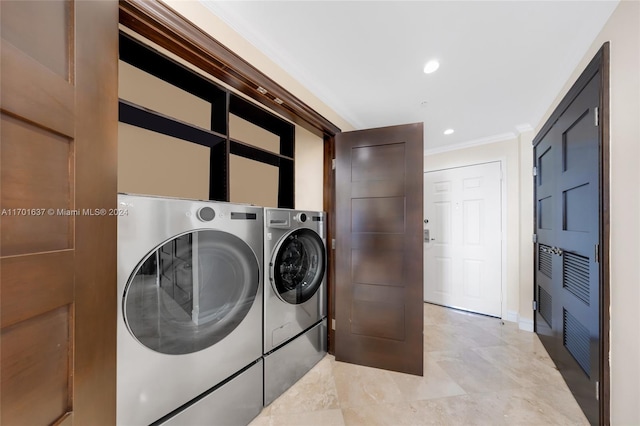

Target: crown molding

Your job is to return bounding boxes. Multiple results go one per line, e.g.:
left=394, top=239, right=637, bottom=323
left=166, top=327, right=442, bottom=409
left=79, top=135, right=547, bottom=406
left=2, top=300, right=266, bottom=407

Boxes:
left=119, top=0, right=341, bottom=138
left=515, top=123, right=534, bottom=134
left=424, top=132, right=517, bottom=156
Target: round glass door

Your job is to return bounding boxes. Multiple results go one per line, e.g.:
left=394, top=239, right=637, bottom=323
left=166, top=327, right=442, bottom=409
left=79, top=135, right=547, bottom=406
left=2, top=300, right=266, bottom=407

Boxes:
left=123, top=230, right=259, bottom=355
left=271, top=229, right=325, bottom=305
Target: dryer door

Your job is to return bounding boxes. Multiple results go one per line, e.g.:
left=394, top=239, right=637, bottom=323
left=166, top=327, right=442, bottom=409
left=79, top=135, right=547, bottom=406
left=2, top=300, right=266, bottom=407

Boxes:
left=123, top=230, right=259, bottom=355
left=271, top=229, right=326, bottom=304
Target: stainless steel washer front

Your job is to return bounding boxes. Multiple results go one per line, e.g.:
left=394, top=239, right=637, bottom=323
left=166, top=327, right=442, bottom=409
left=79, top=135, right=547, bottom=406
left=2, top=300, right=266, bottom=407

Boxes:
left=117, top=194, right=263, bottom=425
left=263, top=208, right=327, bottom=353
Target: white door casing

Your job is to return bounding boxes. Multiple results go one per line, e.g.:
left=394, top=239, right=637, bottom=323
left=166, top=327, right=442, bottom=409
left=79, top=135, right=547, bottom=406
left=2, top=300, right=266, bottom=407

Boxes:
left=424, top=161, right=503, bottom=317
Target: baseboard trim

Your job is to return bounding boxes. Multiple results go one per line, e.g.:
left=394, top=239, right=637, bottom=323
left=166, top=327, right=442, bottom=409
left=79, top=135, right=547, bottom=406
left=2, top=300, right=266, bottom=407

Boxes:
left=519, top=318, right=534, bottom=332
left=505, top=311, right=519, bottom=323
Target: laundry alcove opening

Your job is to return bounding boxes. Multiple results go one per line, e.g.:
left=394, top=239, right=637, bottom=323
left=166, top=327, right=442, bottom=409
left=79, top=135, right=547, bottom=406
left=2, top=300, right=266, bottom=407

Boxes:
left=118, top=31, right=295, bottom=208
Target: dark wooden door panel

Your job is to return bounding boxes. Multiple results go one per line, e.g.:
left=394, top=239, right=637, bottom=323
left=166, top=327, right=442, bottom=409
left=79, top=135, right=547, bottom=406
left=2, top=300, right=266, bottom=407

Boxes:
left=1, top=306, right=72, bottom=426
left=1, top=114, right=74, bottom=256
left=1, top=252, right=74, bottom=328
left=0, top=0, right=117, bottom=423
left=534, top=60, right=602, bottom=424
left=1, top=0, right=71, bottom=79
left=0, top=40, right=75, bottom=136
left=335, top=123, right=423, bottom=376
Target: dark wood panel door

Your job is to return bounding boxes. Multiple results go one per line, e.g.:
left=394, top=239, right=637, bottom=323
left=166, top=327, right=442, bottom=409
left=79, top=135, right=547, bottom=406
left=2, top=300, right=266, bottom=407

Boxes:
left=1, top=1, right=117, bottom=424
left=335, top=123, right=423, bottom=376
left=534, top=71, right=601, bottom=424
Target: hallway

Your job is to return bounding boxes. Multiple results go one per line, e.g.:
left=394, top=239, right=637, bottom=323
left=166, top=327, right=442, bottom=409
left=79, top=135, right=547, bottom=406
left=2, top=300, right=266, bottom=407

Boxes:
left=251, top=303, right=588, bottom=425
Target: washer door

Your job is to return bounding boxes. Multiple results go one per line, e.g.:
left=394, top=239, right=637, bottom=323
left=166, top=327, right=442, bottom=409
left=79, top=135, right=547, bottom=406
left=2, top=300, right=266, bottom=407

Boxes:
left=123, top=230, right=259, bottom=355
left=271, top=229, right=325, bottom=305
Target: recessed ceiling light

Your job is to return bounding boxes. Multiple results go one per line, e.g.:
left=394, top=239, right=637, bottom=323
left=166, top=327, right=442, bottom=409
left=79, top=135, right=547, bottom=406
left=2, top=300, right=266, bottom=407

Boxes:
left=444, top=129, right=454, bottom=135
left=423, top=60, right=440, bottom=74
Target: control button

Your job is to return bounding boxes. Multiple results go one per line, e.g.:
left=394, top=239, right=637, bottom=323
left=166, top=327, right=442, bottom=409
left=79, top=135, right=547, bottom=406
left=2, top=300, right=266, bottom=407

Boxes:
left=296, top=213, right=307, bottom=223
left=197, top=207, right=215, bottom=222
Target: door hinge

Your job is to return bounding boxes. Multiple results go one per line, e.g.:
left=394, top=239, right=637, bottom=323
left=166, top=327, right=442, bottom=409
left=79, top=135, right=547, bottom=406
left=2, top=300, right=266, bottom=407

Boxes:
left=595, top=244, right=600, bottom=263
left=594, top=107, right=599, bottom=127
left=331, top=238, right=336, bottom=250
left=532, top=300, right=538, bottom=311
left=532, top=234, right=538, bottom=243
left=532, top=166, right=538, bottom=177
left=331, top=159, right=336, bottom=170
left=331, top=318, right=336, bottom=330
left=596, top=381, right=600, bottom=400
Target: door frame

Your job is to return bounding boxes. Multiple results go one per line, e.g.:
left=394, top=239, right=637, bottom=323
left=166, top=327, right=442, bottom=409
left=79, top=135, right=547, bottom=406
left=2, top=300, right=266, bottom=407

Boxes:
left=424, top=159, right=507, bottom=320
left=532, top=43, right=610, bottom=424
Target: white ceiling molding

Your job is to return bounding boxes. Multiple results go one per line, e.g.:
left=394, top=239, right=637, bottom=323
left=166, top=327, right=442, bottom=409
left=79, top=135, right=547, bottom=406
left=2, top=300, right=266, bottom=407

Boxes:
left=424, top=132, right=517, bottom=156
left=515, top=123, right=534, bottom=134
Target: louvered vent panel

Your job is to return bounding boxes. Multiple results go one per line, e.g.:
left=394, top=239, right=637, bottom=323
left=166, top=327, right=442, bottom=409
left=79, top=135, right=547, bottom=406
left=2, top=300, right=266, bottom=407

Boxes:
left=538, top=286, right=552, bottom=327
left=563, top=251, right=590, bottom=305
left=538, top=245, right=552, bottom=278
left=563, top=309, right=590, bottom=377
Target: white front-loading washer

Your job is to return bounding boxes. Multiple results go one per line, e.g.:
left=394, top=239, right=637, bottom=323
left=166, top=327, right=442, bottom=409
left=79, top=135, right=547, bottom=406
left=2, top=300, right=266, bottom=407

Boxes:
left=117, top=194, right=263, bottom=425
left=263, top=208, right=327, bottom=405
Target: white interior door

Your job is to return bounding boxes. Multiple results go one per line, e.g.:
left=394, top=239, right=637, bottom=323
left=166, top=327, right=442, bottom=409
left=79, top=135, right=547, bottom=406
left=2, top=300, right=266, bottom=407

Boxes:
left=423, top=161, right=502, bottom=317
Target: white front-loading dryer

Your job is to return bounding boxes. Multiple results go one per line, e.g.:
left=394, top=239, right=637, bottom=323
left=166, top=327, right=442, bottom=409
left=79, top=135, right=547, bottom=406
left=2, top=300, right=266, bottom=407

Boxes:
left=263, top=208, right=327, bottom=405
left=117, top=194, right=263, bottom=425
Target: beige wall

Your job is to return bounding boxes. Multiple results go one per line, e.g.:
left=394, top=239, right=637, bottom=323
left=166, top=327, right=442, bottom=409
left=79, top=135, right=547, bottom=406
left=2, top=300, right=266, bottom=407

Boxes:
left=229, top=114, right=280, bottom=154
left=118, top=122, right=210, bottom=200
left=295, top=126, right=324, bottom=211
left=228, top=114, right=281, bottom=207
left=229, top=155, right=279, bottom=207
left=534, top=1, right=640, bottom=422
left=425, top=137, right=525, bottom=327
left=119, top=60, right=211, bottom=129
left=518, top=131, right=535, bottom=329
left=118, top=59, right=212, bottom=199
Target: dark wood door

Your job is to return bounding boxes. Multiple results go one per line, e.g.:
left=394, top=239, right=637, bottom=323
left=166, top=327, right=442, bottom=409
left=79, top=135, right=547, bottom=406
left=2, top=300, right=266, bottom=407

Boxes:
left=1, top=1, right=117, bottom=424
left=534, top=72, right=601, bottom=424
left=335, top=123, right=423, bottom=376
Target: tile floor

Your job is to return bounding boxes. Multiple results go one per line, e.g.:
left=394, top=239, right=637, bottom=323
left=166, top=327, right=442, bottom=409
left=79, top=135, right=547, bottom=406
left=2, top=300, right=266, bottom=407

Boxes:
left=250, top=303, right=588, bottom=426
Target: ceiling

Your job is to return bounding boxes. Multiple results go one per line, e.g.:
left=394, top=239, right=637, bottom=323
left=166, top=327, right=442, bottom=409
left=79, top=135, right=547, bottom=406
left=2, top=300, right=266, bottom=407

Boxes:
left=200, top=1, right=618, bottom=152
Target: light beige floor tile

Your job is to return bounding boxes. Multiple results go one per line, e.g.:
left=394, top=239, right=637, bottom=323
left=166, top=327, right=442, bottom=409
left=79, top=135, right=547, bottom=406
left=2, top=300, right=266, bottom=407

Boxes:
left=429, top=386, right=590, bottom=426
left=270, top=409, right=345, bottom=426
left=342, top=401, right=423, bottom=426
left=410, top=394, right=507, bottom=425
left=515, top=384, right=590, bottom=425
left=387, top=359, right=466, bottom=401
left=471, top=344, right=564, bottom=388
left=423, top=325, right=479, bottom=352
left=268, top=355, right=339, bottom=415
left=434, top=349, right=523, bottom=394
left=438, top=322, right=509, bottom=348
left=257, top=303, right=588, bottom=425
left=248, top=414, right=271, bottom=426
left=332, top=361, right=405, bottom=408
